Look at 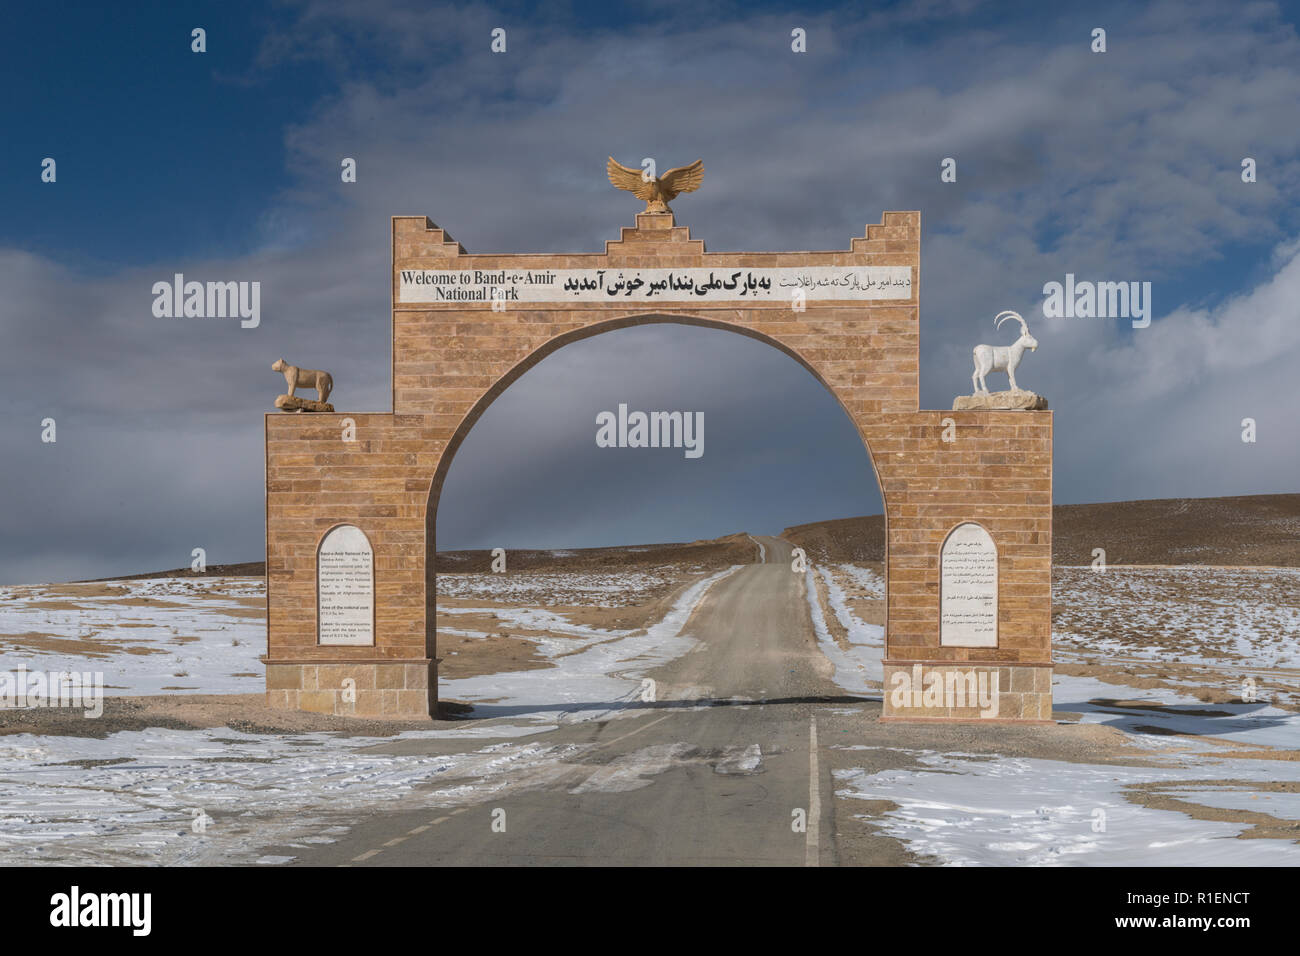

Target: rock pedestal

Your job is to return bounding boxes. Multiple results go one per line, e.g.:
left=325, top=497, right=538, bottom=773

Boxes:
left=275, top=394, right=335, bottom=413
left=953, top=389, right=1047, bottom=411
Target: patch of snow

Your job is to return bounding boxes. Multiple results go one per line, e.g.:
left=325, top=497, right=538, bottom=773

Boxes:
left=836, top=748, right=1300, bottom=866
left=437, top=568, right=681, bottom=606
left=0, top=577, right=264, bottom=695
left=1053, top=567, right=1300, bottom=671
left=835, top=563, right=886, bottom=598
left=441, top=566, right=743, bottom=723
left=0, top=724, right=571, bottom=866
left=1053, top=671, right=1300, bottom=750
left=803, top=566, right=882, bottom=695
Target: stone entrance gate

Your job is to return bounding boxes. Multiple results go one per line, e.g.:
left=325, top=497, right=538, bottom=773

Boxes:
left=264, top=209, right=1053, bottom=722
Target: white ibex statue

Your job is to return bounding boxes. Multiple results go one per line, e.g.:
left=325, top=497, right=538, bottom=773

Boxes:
left=972, top=310, right=1038, bottom=394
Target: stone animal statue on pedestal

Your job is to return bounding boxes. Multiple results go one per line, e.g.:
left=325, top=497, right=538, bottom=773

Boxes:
left=972, top=311, right=1038, bottom=394
left=272, top=359, right=333, bottom=404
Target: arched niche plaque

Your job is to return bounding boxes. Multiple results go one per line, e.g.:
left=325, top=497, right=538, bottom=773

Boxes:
left=939, top=522, right=998, bottom=647
left=317, top=524, right=375, bottom=646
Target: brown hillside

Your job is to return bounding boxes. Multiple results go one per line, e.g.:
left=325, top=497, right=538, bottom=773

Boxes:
left=90, top=495, right=1300, bottom=582
left=89, top=534, right=758, bottom=581
left=431, top=534, right=756, bottom=573
left=783, top=494, right=1300, bottom=567
left=783, top=515, right=886, bottom=563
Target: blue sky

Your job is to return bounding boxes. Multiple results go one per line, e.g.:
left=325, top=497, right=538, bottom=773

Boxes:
left=10, top=2, right=1294, bottom=298
left=3, top=0, right=1300, bottom=582
left=6, top=3, right=300, bottom=269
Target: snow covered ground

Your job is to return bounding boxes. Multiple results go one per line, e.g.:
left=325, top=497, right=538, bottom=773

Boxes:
left=805, top=561, right=1300, bottom=866
left=0, top=567, right=719, bottom=705
left=0, top=578, right=265, bottom=695
left=0, top=724, right=568, bottom=865
left=437, top=567, right=687, bottom=606
left=835, top=562, right=886, bottom=598
left=834, top=747, right=1300, bottom=866
left=3, top=559, right=1298, bottom=866
left=439, top=566, right=741, bottom=721
left=1052, top=671, right=1300, bottom=749
left=805, top=565, right=884, bottom=694
left=1053, top=566, right=1300, bottom=671
left=0, top=566, right=741, bottom=865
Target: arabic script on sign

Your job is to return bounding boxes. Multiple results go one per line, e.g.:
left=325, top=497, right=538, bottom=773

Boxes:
left=398, top=266, right=912, bottom=304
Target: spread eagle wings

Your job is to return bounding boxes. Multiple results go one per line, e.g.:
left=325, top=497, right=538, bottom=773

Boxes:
left=656, top=158, right=705, bottom=199
left=606, top=157, right=705, bottom=201
left=606, top=157, right=656, bottom=202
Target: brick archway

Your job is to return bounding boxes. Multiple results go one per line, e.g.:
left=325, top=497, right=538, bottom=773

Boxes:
left=264, top=209, right=1053, bottom=722
left=421, top=310, right=895, bottom=669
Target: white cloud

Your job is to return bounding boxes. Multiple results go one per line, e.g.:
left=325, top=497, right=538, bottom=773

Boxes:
left=3, top=0, right=1300, bottom=580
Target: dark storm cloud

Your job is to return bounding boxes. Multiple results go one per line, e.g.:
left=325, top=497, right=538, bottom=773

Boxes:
left=435, top=323, right=877, bottom=550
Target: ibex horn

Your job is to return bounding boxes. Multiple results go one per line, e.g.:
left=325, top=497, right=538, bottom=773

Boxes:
left=995, top=310, right=1028, bottom=335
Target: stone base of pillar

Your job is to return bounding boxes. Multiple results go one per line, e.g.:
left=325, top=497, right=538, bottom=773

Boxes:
left=880, top=661, right=1053, bottom=723
left=264, top=659, right=437, bottom=718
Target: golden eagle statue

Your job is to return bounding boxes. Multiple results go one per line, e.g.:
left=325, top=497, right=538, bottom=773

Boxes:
left=606, top=157, right=704, bottom=213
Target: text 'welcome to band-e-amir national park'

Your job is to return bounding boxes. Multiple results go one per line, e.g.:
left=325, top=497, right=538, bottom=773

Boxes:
left=398, top=266, right=912, bottom=303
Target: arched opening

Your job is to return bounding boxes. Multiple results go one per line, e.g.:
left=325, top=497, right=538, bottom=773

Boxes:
left=424, top=313, right=889, bottom=709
